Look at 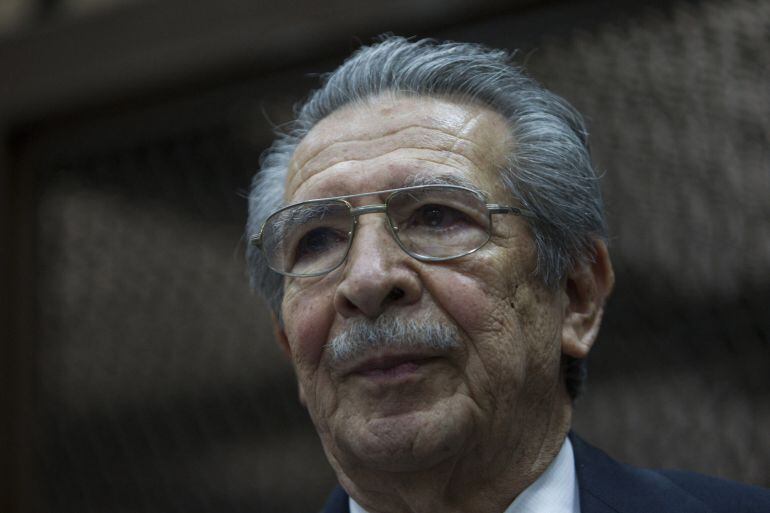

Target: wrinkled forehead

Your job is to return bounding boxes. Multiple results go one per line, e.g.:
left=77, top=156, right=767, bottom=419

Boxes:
left=285, top=94, right=514, bottom=202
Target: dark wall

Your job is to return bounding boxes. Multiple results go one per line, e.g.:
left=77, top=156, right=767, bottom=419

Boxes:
left=1, top=0, right=768, bottom=511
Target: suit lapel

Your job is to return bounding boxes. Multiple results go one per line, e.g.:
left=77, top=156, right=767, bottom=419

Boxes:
left=319, top=485, right=350, bottom=513
left=570, top=433, right=712, bottom=513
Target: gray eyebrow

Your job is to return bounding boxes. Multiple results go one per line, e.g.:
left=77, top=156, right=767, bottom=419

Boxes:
left=402, top=173, right=479, bottom=190
left=269, top=203, right=344, bottom=239
left=286, top=175, right=483, bottom=206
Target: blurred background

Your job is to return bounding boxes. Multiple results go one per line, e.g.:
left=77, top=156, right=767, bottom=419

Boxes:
left=1, top=0, right=768, bottom=511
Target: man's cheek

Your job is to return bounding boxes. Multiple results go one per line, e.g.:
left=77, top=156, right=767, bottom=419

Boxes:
left=427, top=271, right=500, bottom=334
left=283, top=294, right=335, bottom=369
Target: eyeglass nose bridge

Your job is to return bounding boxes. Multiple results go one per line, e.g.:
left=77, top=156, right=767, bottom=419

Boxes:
left=337, top=202, right=404, bottom=273
left=347, top=202, right=400, bottom=245
left=350, top=204, right=388, bottom=217
left=348, top=203, right=401, bottom=233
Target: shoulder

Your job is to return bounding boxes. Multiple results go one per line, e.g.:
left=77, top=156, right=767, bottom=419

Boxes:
left=657, top=468, right=770, bottom=513
left=570, top=433, right=770, bottom=513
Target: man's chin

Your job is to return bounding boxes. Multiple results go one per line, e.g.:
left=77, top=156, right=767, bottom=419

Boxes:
left=331, top=402, right=471, bottom=472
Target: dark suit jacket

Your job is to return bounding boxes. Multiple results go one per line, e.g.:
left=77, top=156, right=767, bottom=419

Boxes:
left=319, top=433, right=770, bottom=513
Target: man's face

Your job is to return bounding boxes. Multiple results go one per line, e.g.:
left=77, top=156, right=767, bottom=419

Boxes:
left=276, top=95, right=571, bottom=476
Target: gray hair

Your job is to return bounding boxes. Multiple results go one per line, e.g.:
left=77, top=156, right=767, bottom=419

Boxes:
left=246, top=36, right=607, bottom=398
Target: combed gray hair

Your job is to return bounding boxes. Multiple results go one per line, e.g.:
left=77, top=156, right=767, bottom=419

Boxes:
left=246, top=36, right=607, bottom=398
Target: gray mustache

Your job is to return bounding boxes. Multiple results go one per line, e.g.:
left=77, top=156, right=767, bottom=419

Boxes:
left=327, top=316, right=461, bottom=364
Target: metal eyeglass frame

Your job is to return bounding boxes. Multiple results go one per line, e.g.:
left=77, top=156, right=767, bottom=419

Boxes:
left=250, top=184, right=536, bottom=277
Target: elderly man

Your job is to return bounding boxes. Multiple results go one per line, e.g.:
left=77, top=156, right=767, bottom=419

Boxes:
left=246, top=37, right=769, bottom=513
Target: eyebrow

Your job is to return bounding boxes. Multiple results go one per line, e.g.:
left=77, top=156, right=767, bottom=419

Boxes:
left=291, top=173, right=483, bottom=206
left=401, top=172, right=479, bottom=190
left=271, top=203, right=341, bottom=236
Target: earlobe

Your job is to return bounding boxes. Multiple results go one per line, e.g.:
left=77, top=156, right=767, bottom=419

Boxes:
left=561, top=240, right=614, bottom=359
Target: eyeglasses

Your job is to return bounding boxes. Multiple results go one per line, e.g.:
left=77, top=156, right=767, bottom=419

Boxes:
left=250, top=184, right=535, bottom=277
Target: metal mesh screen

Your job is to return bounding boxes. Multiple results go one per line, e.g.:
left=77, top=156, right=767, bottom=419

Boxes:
left=525, top=0, right=770, bottom=483
left=33, top=126, right=336, bottom=512
left=25, top=0, right=769, bottom=511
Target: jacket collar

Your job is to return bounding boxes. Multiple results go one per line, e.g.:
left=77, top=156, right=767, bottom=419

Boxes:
left=570, top=432, right=711, bottom=513
left=319, top=484, right=349, bottom=513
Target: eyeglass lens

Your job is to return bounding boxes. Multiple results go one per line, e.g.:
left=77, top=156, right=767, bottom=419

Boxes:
left=261, top=201, right=353, bottom=276
left=262, top=187, right=491, bottom=276
left=387, top=187, right=490, bottom=258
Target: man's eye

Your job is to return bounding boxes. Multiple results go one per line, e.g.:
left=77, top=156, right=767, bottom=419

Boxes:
left=412, top=204, right=469, bottom=229
left=295, top=228, right=346, bottom=260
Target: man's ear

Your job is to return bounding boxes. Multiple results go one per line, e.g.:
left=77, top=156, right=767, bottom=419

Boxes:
left=561, top=240, right=614, bottom=359
left=271, top=312, right=308, bottom=407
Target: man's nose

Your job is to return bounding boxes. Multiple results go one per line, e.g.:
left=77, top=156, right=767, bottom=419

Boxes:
left=333, top=217, right=422, bottom=319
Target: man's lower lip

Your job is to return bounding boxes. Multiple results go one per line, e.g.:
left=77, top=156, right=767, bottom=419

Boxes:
left=354, top=359, right=435, bottom=380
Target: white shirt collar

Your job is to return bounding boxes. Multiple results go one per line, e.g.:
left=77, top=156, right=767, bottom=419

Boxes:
left=349, top=437, right=580, bottom=513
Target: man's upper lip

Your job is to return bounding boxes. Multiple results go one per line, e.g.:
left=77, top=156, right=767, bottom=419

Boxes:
left=341, top=351, right=441, bottom=376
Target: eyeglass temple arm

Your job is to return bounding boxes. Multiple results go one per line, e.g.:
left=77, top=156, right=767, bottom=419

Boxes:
left=487, top=204, right=536, bottom=218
